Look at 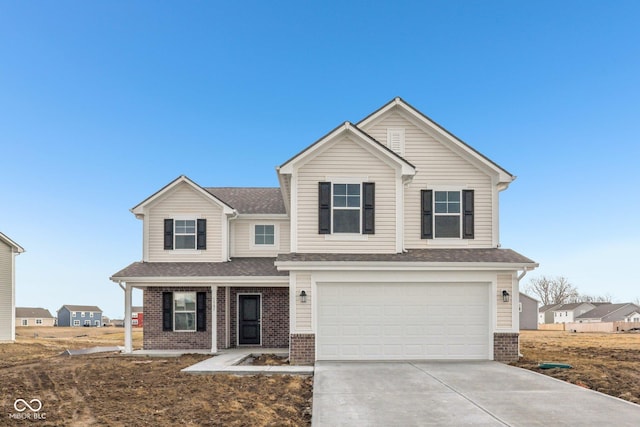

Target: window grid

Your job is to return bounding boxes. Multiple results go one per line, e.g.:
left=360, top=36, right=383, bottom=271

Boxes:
left=174, top=292, right=197, bottom=331
left=175, top=219, right=196, bottom=249
left=254, top=225, right=275, bottom=245
left=434, top=191, right=461, bottom=238
left=332, top=183, right=361, bottom=233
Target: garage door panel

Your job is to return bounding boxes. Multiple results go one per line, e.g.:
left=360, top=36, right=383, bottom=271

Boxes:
left=317, top=282, right=490, bottom=360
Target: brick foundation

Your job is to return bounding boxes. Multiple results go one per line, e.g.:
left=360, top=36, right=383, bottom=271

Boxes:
left=493, top=332, right=519, bottom=362
left=290, top=333, right=315, bottom=365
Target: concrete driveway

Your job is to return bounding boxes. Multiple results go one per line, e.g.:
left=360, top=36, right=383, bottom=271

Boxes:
left=313, top=361, right=640, bottom=426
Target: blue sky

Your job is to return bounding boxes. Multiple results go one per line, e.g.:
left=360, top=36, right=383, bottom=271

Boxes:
left=1, top=1, right=639, bottom=318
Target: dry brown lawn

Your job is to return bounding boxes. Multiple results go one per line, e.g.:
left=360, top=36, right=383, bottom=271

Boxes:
left=514, top=330, right=640, bottom=404
left=0, top=327, right=312, bottom=426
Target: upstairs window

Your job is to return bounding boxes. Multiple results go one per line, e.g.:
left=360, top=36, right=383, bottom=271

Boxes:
left=333, top=183, right=361, bottom=233
left=254, top=225, right=275, bottom=245
left=421, top=189, right=474, bottom=239
left=164, top=219, right=207, bottom=250
left=175, top=220, right=196, bottom=249
left=319, top=182, right=375, bottom=235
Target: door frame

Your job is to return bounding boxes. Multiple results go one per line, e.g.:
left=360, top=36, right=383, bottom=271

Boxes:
left=236, top=293, right=262, bottom=346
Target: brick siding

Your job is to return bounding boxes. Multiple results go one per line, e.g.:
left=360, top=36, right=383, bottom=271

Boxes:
left=142, top=286, right=288, bottom=351
left=229, top=287, right=289, bottom=348
left=493, top=332, right=519, bottom=362
left=290, top=333, right=315, bottom=365
left=143, top=287, right=212, bottom=351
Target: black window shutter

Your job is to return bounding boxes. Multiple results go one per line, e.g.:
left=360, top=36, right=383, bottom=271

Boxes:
left=318, top=182, right=331, bottom=234
left=421, top=190, right=433, bottom=239
left=196, top=292, right=207, bottom=332
left=197, top=219, right=207, bottom=250
left=462, top=189, right=474, bottom=239
left=164, top=219, right=174, bottom=250
left=362, top=182, right=375, bottom=234
left=162, top=292, right=173, bottom=331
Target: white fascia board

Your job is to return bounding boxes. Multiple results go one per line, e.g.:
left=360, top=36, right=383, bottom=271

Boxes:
left=279, top=122, right=415, bottom=177
left=275, top=261, right=539, bottom=272
left=276, top=169, right=291, bottom=215
left=359, top=98, right=513, bottom=184
left=0, top=232, right=24, bottom=253
left=131, top=175, right=236, bottom=216
left=109, top=276, right=289, bottom=286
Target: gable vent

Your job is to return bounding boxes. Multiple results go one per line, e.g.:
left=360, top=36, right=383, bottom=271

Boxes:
left=387, top=128, right=405, bottom=156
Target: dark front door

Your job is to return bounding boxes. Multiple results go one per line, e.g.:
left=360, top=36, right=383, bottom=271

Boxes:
left=238, top=294, right=261, bottom=345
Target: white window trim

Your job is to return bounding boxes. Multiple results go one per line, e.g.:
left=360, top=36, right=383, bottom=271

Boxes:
left=73, top=320, right=80, bottom=326
left=90, top=312, right=94, bottom=318
left=249, top=223, right=279, bottom=250
left=81, top=312, right=85, bottom=317
left=36, top=319, right=42, bottom=325
left=174, top=291, right=197, bottom=332
left=84, top=320, right=91, bottom=326
left=427, top=185, right=470, bottom=245
left=173, top=214, right=204, bottom=255
left=21, top=319, right=28, bottom=326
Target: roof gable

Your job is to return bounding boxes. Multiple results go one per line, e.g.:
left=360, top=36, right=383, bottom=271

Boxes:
left=0, top=232, right=24, bottom=253
left=131, top=175, right=235, bottom=217
left=278, top=121, right=415, bottom=177
left=357, top=97, right=515, bottom=185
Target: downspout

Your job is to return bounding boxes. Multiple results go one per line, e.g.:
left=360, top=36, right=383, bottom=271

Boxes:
left=516, top=267, right=530, bottom=358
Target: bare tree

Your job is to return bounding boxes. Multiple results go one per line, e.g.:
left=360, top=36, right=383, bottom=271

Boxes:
left=525, top=276, right=578, bottom=305
left=578, top=293, right=613, bottom=303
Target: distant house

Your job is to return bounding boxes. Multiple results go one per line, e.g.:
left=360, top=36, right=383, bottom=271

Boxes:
left=575, top=303, right=640, bottom=323
left=57, top=305, right=103, bottom=327
left=0, top=232, right=25, bottom=342
left=624, top=310, right=640, bottom=323
left=553, top=302, right=597, bottom=324
left=538, top=304, right=562, bottom=324
left=519, top=293, right=538, bottom=330
left=131, top=306, right=143, bottom=327
left=16, top=307, right=55, bottom=327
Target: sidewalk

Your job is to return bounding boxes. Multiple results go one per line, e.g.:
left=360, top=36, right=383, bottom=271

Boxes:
left=181, top=348, right=314, bottom=375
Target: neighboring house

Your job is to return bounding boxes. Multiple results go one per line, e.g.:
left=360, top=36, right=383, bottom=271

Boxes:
left=0, top=232, right=25, bottom=342
left=16, top=307, right=55, bottom=327
left=519, top=293, right=538, bottom=330
left=111, top=97, right=538, bottom=364
left=553, top=302, right=598, bottom=323
left=57, top=305, right=103, bottom=327
left=538, top=304, right=561, bottom=324
left=132, top=306, right=144, bottom=327
left=575, top=303, right=640, bottom=323
left=624, top=310, right=640, bottom=323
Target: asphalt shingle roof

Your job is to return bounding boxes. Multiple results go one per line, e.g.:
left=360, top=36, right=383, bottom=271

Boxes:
left=15, top=307, right=54, bottom=318
left=206, top=188, right=286, bottom=214
left=276, top=248, right=536, bottom=264
left=111, top=257, right=286, bottom=278
left=61, top=305, right=102, bottom=313
left=576, top=303, right=640, bottom=319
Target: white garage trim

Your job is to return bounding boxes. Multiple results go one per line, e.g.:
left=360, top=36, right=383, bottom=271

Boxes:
left=316, top=282, right=492, bottom=361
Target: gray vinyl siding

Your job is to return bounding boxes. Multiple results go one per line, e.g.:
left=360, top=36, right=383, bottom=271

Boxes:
left=361, top=110, right=495, bottom=248
left=58, top=308, right=102, bottom=327
left=57, top=307, right=71, bottom=327
left=519, top=294, right=538, bottom=330
left=296, top=135, right=397, bottom=253
left=146, top=182, right=225, bottom=262
left=230, top=218, right=290, bottom=257
left=0, top=242, right=13, bottom=340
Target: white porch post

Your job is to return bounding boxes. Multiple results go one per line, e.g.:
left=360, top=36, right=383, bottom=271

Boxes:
left=211, top=285, right=218, bottom=353
left=124, top=283, right=133, bottom=353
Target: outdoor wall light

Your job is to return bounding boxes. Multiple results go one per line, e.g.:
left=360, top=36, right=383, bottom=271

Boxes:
left=300, top=290, right=307, bottom=303
left=502, top=290, right=510, bottom=303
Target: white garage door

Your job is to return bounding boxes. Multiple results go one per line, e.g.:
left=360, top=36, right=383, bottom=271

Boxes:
left=317, top=282, right=490, bottom=360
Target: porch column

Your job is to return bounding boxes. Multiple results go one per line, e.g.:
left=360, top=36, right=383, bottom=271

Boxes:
left=124, top=283, right=133, bottom=353
left=211, top=285, right=217, bottom=353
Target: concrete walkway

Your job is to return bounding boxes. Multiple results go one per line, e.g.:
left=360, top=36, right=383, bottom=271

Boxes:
left=313, top=361, right=640, bottom=426
left=181, top=348, right=314, bottom=375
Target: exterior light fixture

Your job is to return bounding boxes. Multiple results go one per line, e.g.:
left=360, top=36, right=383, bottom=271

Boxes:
left=502, top=290, right=510, bottom=303
left=300, top=290, right=307, bottom=303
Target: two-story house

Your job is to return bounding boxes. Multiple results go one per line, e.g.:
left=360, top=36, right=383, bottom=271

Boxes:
left=111, top=98, right=537, bottom=364
left=57, top=305, right=103, bottom=327
left=552, top=302, right=598, bottom=324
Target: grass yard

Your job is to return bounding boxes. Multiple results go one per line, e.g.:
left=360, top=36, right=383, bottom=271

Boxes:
left=514, top=330, right=640, bottom=404
left=0, top=327, right=312, bottom=426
